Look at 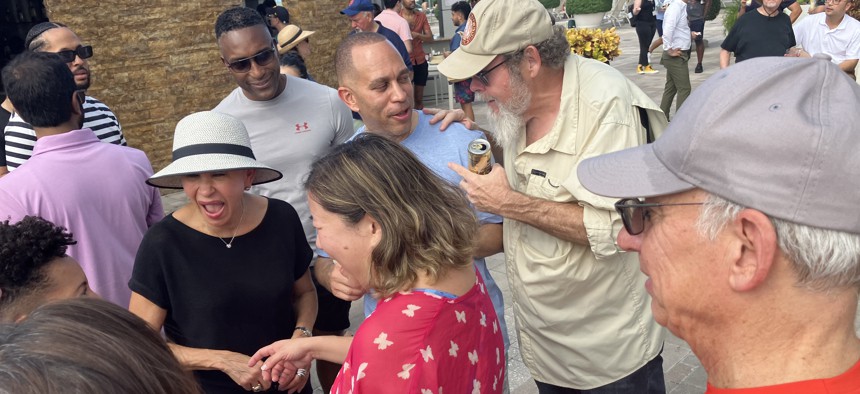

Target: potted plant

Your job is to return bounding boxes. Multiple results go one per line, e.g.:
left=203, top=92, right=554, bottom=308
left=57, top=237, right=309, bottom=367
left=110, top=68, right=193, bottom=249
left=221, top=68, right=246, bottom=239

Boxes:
left=566, top=0, right=612, bottom=27
left=566, top=27, right=622, bottom=63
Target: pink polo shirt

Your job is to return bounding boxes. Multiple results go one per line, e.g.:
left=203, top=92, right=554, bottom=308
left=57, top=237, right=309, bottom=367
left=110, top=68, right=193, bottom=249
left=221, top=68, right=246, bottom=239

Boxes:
left=0, top=128, right=163, bottom=306
left=375, top=9, right=413, bottom=45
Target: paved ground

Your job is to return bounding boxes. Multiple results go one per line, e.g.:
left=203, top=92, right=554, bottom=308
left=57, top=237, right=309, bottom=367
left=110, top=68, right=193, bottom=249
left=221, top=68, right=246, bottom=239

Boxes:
left=159, top=10, right=860, bottom=393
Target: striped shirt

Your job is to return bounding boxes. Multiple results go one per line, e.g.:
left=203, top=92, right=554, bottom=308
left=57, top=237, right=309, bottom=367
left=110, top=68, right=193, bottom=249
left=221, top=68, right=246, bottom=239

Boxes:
left=3, top=96, right=126, bottom=171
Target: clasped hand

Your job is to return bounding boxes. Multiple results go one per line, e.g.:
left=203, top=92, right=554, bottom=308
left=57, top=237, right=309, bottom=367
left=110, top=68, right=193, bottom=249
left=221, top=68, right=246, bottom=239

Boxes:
left=248, top=339, right=313, bottom=390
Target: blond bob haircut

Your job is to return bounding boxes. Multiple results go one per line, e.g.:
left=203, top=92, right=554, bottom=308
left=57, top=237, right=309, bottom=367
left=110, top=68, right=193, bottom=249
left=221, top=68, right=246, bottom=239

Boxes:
left=305, top=134, right=477, bottom=297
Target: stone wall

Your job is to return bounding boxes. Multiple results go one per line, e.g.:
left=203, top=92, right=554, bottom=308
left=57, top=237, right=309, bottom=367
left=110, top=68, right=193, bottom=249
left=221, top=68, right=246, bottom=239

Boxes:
left=284, top=0, right=354, bottom=88
left=43, top=0, right=350, bottom=173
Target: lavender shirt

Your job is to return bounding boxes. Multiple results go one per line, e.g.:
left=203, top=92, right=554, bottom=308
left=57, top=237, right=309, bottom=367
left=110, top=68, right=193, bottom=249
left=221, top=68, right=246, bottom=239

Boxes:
left=0, top=129, right=163, bottom=306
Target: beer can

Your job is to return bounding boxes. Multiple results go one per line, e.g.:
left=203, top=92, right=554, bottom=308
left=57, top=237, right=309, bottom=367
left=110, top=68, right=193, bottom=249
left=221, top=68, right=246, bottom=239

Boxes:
left=467, top=138, right=492, bottom=175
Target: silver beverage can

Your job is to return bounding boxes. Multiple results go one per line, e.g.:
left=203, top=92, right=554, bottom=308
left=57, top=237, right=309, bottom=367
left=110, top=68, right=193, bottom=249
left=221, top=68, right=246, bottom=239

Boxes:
left=468, top=138, right=492, bottom=175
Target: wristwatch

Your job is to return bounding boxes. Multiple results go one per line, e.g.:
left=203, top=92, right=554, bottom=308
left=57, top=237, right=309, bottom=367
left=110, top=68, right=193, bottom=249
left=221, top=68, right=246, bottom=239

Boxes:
left=294, top=326, right=312, bottom=338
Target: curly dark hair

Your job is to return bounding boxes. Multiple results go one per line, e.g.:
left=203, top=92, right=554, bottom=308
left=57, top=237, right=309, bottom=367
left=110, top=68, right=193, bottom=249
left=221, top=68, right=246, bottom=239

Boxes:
left=0, top=216, right=76, bottom=308
left=215, top=6, right=266, bottom=40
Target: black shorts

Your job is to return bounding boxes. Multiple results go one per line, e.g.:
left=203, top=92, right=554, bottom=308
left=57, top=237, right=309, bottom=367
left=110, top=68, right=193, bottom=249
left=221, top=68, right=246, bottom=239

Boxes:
left=656, top=18, right=664, bottom=37
left=689, top=19, right=704, bottom=42
left=310, top=266, right=353, bottom=332
left=412, top=61, right=429, bottom=86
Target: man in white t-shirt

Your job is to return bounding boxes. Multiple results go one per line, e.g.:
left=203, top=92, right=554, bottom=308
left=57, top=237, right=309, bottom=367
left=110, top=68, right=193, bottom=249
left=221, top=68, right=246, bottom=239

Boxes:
left=790, top=0, right=860, bottom=75
left=211, top=7, right=354, bottom=392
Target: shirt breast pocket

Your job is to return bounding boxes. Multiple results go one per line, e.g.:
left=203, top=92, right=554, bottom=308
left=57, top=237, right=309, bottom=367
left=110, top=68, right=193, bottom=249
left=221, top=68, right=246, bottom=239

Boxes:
left=525, top=170, right=564, bottom=201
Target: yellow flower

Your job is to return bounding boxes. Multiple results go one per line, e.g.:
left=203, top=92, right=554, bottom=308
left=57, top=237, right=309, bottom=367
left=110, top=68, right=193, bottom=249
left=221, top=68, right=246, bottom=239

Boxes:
left=566, top=27, right=622, bottom=61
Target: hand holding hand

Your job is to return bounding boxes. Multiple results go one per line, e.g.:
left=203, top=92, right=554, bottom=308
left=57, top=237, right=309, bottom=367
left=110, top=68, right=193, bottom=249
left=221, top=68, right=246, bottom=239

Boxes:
left=275, top=360, right=310, bottom=393
left=423, top=108, right=479, bottom=131
left=220, top=351, right=271, bottom=392
left=249, top=339, right=314, bottom=384
left=447, top=162, right=511, bottom=215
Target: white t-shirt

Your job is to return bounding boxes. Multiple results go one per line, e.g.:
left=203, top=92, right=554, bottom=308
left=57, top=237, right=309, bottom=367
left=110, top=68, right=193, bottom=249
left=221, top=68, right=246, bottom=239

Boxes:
left=214, top=76, right=354, bottom=250
left=794, top=13, right=860, bottom=64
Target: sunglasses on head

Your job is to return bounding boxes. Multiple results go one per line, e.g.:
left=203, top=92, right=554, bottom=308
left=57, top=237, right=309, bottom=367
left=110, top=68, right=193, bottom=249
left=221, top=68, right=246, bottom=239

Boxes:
left=55, top=45, right=93, bottom=63
left=225, top=47, right=277, bottom=73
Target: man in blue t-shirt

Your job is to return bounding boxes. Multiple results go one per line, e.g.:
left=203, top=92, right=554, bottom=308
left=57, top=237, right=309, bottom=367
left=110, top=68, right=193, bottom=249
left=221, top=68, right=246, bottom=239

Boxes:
left=317, top=31, right=511, bottom=351
left=341, top=0, right=413, bottom=126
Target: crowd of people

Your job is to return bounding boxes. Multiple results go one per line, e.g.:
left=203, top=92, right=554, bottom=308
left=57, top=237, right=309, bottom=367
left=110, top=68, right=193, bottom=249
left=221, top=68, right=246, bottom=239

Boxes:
left=644, top=0, right=859, bottom=119
left=1, top=0, right=859, bottom=393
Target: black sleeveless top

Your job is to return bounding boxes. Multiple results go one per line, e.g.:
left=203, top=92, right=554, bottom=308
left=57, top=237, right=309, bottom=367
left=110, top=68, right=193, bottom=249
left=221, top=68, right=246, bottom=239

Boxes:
left=636, top=0, right=657, bottom=23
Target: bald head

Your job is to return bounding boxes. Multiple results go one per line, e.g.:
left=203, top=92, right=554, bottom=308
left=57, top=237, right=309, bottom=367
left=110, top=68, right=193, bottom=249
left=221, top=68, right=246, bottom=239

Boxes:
left=335, top=32, right=392, bottom=86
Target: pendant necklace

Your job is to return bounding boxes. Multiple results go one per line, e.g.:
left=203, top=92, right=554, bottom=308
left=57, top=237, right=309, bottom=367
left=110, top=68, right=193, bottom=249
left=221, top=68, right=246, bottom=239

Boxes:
left=215, top=198, right=245, bottom=249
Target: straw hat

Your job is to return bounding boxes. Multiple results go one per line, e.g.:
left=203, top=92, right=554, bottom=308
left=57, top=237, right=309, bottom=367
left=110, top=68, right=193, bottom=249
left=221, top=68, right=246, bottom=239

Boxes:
left=277, top=25, right=315, bottom=55
left=147, top=111, right=282, bottom=189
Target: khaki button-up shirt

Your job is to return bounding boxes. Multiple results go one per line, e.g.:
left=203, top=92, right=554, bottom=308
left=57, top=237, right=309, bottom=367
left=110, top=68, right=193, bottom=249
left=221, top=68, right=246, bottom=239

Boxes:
left=503, top=55, right=667, bottom=389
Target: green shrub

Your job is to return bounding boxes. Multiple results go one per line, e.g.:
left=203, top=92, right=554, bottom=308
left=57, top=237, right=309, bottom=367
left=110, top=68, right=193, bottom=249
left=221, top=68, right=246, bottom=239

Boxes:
left=540, top=0, right=562, bottom=8
left=705, top=0, right=722, bottom=20
left=723, top=0, right=741, bottom=33
left=566, top=0, right=612, bottom=14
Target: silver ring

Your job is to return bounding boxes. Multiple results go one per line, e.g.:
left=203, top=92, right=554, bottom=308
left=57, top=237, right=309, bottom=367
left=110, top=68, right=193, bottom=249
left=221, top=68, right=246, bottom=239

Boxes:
left=296, top=368, right=308, bottom=377
left=252, top=383, right=263, bottom=392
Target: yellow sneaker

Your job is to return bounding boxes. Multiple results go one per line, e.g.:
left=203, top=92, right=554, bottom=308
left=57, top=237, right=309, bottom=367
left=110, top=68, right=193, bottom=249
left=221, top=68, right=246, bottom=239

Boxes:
left=636, top=65, right=644, bottom=74
left=643, top=65, right=659, bottom=74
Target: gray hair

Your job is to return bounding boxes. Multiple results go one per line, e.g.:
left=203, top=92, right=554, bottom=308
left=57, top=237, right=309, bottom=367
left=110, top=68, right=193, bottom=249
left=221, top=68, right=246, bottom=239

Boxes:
left=696, top=193, right=860, bottom=291
left=504, top=25, right=569, bottom=72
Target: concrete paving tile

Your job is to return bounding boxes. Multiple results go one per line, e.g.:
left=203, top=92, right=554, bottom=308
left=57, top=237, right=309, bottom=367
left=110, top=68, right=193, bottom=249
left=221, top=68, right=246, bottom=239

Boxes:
left=669, top=382, right=706, bottom=394
left=683, top=363, right=709, bottom=389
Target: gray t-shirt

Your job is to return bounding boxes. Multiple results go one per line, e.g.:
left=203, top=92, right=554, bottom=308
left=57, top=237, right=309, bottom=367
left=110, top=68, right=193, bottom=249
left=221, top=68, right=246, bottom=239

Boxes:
left=214, top=76, right=354, bottom=250
left=687, top=0, right=706, bottom=21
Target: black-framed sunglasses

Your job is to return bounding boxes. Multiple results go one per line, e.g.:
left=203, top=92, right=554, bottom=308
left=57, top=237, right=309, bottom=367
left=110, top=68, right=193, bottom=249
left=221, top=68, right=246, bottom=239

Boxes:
left=55, top=45, right=93, bottom=63
left=474, top=58, right=509, bottom=86
left=614, top=198, right=705, bottom=235
left=225, top=47, right=277, bottom=73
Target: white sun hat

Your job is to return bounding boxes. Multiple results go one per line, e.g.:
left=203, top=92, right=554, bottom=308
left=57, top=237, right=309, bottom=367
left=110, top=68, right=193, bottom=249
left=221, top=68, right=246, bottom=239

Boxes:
left=146, top=111, right=282, bottom=189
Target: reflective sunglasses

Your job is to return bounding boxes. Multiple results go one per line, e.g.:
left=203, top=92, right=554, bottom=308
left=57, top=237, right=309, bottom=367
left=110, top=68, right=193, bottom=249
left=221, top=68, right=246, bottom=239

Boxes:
left=225, top=47, right=277, bottom=73
left=614, top=198, right=704, bottom=235
left=474, top=58, right=509, bottom=86
left=55, top=45, right=93, bottom=63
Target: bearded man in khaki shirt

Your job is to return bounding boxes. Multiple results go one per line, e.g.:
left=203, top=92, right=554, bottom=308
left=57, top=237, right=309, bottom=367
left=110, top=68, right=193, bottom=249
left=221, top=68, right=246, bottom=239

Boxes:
left=438, top=0, right=668, bottom=392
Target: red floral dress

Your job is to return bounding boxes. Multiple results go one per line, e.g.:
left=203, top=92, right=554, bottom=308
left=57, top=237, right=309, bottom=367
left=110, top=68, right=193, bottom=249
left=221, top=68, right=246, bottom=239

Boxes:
left=332, top=273, right=505, bottom=394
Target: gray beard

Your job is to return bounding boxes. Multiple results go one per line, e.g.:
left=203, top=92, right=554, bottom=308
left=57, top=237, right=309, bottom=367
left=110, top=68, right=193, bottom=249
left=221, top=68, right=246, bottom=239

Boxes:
left=480, top=78, right=531, bottom=151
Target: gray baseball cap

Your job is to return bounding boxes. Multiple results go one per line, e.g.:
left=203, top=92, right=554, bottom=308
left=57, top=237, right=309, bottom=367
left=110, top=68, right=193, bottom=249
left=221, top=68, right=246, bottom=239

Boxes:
left=577, top=57, right=860, bottom=234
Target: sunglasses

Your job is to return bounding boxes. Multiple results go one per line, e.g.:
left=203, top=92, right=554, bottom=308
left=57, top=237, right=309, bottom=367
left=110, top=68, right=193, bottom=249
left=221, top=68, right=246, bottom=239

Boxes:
left=614, top=198, right=704, bottom=235
left=474, top=58, right=509, bottom=86
left=225, top=47, right=277, bottom=73
left=55, top=45, right=93, bottom=63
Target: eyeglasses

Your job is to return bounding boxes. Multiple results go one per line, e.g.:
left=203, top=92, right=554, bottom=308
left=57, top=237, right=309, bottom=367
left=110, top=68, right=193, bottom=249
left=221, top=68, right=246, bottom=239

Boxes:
left=55, top=45, right=93, bottom=63
left=614, top=198, right=704, bottom=235
left=474, top=58, right=509, bottom=86
left=225, top=47, right=277, bottom=73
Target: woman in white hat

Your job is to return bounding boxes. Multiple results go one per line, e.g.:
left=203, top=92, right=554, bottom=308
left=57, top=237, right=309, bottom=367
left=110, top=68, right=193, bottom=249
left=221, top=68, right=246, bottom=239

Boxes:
left=128, top=111, right=317, bottom=394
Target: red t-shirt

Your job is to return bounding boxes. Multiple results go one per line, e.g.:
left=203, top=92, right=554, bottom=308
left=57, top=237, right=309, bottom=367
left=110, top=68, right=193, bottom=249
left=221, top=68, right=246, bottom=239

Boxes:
left=706, top=358, right=860, bottom=394
left=332, top=274, right=505, bottom=394
left=401, top=10, right=430, bottom=65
